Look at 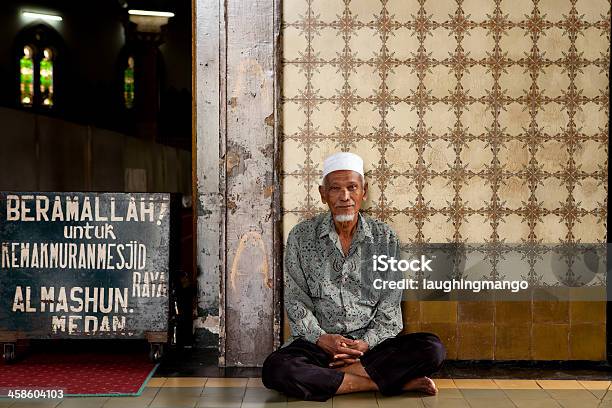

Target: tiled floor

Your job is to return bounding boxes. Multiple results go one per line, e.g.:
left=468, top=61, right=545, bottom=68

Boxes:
left=1, top=379, right=611, bottom=408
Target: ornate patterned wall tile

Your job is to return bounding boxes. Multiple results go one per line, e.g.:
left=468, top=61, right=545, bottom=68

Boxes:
left=281, top=0, right=610, bottom=358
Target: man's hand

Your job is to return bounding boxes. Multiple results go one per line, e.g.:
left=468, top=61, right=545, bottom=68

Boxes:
left=316, top=334, right=363, bottom=367
left=316, top=335, right=370, bottom=368
left=329, top=339, right=370, bottom=368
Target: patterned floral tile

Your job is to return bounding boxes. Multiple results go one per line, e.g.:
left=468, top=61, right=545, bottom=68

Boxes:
left=281, top=0, right=609, bottom=280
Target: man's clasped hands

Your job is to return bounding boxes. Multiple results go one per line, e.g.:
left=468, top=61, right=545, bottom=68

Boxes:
left=316, top=334, right=370, bottom=368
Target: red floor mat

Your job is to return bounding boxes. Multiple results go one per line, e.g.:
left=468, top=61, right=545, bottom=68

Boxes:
left=0, top=352, right=157, bottom=396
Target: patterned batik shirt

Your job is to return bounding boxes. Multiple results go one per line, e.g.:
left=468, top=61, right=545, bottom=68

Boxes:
left=282, top=211, right=403, bottom=349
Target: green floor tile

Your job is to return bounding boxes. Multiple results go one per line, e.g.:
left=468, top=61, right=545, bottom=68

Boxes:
left=555, top=399, right=601, bottom=408
left=148, top=394, right=198, bottom=408
left=202, top=388, right=247, bottom=398
left=141, top=388, right=161, bottom=398
left=241, top=402, right=288, bottom=408
left=196, top=397, right=243, bottom=408
left=286, top=399, right=332, bottom=408
left=102, top=396, right=154, bottom=408
left=422, top=397, right=470, bottom=408
left=57, top=397, right=109, bottom=408
left=512, top=399, right=562, bottom=408
left=332, top=392, right=378, bottom=408
left=424, top=389, right=463, bottom=399
left=460, top=389, right=508, bottom=399
left=156, top=387, right=204, bottom=397
left=543, top=389, right=599, bottom=401
left=465, top=397, right=515, bottom=408
left=585, top=389, right=606, bottom=399
left=503, top=389, right=554, bottom=401
left=376, top=394, right=425, bottom=408
left=9, top=401, right=61, bottom=408
left=242, top=389, right=287, bottom=403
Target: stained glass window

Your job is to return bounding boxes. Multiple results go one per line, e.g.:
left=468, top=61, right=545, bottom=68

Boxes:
left=124, top=56, right=135, bottom=109
left=20, top=46, right=34, bottom=106
left=40, top=48, right=54, bottom=107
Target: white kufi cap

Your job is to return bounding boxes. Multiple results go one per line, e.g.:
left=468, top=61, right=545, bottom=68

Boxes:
left=321, top=152, right=364, bottom=185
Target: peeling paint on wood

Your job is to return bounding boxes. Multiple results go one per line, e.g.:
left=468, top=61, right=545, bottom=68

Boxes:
left=193, top=315, right=220, bottom=334
left=195, top=0, right=282, bottom=366
left=227, top=198, right=237, bottom=214
left=264, top=113, right=274, bottom=127
left=229, top=231, right=271, bottom=292
left=226, top=151, right=241, bottom=176
left=223, top=0, right=278, bottom=366
left=194, top=0, right=222, bottom=353
left=263, top=185, right=274, bottom=198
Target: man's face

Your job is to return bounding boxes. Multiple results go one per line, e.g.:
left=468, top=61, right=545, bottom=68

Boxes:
left=318, top=170, right=368, bottom=222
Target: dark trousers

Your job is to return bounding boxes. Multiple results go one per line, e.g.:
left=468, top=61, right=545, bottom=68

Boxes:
left=262, top=332, right=446, bottom=401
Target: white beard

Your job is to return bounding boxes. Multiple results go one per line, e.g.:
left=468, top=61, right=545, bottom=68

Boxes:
left=334, top=213, right=355, bottom=222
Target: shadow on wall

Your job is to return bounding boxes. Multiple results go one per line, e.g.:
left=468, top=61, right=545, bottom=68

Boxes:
left=0, top=107, right=191, bottom=193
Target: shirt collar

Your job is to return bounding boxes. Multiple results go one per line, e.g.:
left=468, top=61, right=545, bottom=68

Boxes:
left=318, top=211, right=373, bottom=243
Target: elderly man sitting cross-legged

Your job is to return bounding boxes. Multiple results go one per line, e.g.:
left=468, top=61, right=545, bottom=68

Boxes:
left=262, top=152, right=446, bottom=401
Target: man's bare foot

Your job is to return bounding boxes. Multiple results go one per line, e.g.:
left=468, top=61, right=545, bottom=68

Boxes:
left=402, top=376, right=437, bottom=395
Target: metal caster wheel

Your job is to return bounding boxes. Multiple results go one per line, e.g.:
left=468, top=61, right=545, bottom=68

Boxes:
left=149, top=343, right=164, bottom=362
left=3, top=344, right=15, bottom=364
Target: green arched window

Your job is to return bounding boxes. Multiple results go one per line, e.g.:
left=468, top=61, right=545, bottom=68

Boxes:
left=40, top=48, right=54, bottom=107
left=16, top=24, right=61, bottom=109
left=19, top=46, right=34, bottom=106
left=124, top=56, right=135, bottom=109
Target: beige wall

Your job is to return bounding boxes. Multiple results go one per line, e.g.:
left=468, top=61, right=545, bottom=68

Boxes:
left=281, top=0, right=610, bottom=359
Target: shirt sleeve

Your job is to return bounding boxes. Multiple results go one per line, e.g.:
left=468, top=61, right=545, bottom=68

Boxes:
left=362, top=231, right=404, bottom=349
left=284, top=229, right=327, bottom=344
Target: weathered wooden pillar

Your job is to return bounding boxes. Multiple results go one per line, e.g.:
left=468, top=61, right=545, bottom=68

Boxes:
left=194, top=0, right=281, bottom=366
